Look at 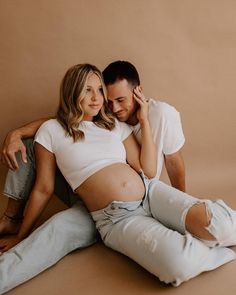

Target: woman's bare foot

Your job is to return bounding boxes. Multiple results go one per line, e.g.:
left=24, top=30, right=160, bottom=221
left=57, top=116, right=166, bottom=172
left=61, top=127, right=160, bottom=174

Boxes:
left=0, top=214, right=22, bottom=236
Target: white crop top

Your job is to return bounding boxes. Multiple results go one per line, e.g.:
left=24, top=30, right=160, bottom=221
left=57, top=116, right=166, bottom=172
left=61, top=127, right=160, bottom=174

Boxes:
left=34, top=119, right=132, bottom=190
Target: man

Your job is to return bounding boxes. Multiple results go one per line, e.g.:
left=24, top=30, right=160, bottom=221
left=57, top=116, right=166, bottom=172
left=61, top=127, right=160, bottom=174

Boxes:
left=103, top=61, right=185, bottom=191
left=0, top=61, right=185, bottom=293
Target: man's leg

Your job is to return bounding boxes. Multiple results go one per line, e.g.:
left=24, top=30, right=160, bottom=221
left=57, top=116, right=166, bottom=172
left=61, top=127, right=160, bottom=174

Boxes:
left=0, top=139, right=36, bottom=235
left=0, top=199, right=26, bottom=235
left=53, top=166, right=78, bottom=207
left=0, top=202, right=97, bottom=294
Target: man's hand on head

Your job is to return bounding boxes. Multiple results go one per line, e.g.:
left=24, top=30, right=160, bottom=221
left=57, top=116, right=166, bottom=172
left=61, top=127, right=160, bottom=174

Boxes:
left=0, top=130, right=27, bottom=170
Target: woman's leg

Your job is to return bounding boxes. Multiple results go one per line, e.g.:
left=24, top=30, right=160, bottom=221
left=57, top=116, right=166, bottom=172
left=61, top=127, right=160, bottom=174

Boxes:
left=92, top=202, right=235, bottom=286
left=0, top=201, right=98, bottom=294
left=148, top=179, right=236, bottom=247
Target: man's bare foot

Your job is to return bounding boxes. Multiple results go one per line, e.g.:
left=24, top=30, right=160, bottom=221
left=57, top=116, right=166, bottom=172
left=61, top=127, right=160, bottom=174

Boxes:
left=0, top=214, right=22, bottom=236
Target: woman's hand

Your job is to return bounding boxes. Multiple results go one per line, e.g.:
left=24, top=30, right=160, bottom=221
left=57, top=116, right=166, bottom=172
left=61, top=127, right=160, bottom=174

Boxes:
left=133, top=86, right=157, bottom=178
left=0, top=235, right=23, bottom=255
left=133, top=86, right=149, bottom=124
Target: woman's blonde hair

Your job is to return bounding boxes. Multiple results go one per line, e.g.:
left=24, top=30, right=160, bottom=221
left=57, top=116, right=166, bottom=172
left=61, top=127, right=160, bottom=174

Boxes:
left=56, top=63, right=115, bottom=142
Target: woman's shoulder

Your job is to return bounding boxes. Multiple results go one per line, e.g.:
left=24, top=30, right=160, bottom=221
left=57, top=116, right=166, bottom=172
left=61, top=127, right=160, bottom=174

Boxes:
left=114, top=118, right=129, bottom=128
left=114, top=118, right=132, bottom=139
left=38, top=118, right=64, bottom=136
left=40, top=118, right=62, bottom=129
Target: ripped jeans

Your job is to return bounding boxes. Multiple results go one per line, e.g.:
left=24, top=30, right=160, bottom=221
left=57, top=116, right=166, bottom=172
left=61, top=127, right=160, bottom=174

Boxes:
left=91, top=175, right=236, bottom=286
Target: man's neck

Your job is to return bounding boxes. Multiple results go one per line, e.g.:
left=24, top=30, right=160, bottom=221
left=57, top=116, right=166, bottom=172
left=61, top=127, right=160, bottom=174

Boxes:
left=126, top=113, right=139, bottom=126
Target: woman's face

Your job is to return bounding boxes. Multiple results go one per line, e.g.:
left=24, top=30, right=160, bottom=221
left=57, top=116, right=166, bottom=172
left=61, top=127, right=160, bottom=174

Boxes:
left=80, top=73, right=104, bottom=121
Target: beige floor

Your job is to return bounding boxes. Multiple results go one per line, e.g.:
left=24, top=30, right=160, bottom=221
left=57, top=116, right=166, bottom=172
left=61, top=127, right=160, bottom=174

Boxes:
left=0, top=161, right=236, bottom=295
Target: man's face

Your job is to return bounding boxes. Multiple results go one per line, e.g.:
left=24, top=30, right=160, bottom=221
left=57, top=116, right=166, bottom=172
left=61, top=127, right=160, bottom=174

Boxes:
left=106, top=79, right=138, bottom=123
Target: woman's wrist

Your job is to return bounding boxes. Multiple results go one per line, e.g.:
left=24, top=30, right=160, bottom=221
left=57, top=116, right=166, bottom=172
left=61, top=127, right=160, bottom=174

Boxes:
left=139, top=118, right=150, bottom=128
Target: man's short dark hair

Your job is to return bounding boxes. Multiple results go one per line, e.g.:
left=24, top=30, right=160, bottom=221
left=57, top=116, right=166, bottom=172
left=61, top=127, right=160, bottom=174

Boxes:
left=103, top=61, right=140, bottom=87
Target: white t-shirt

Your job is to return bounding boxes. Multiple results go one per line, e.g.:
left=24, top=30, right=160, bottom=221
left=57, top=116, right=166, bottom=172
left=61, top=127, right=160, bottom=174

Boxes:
left=34, top=119, right=132, bottom=191
left=132, top=99, right=185, bottom=179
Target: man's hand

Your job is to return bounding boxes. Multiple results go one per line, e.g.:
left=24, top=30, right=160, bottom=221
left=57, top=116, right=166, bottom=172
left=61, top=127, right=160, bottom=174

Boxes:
left=0, top=131, right=27, bottom=170
left=0, top=117, right=51, bottom=170
left=133, top=86, right=149, bottom=124
left=0, top=235, right=23, bottom=255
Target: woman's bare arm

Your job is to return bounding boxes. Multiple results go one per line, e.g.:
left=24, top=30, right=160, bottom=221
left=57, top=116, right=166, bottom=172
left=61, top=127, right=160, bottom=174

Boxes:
left=0, top=143, right=56, bottom=253
left=139, top=119, right=157, bottom=178
left=123, top=86, right=157, bottom=178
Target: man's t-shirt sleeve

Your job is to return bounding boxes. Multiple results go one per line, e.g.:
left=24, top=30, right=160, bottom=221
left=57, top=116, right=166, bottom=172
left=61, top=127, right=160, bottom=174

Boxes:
left=162, top=105, right=185, bottom=155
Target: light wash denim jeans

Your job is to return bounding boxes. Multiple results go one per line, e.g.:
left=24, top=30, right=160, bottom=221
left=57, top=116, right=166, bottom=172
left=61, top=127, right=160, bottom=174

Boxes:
left=1, top=140, right=236, bottom=292
left=91, top=175, right=236, bottom=286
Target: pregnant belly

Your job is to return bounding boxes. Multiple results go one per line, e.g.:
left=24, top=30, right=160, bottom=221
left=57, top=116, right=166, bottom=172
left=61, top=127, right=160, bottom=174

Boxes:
left=76, top=163, right=145, bottom=211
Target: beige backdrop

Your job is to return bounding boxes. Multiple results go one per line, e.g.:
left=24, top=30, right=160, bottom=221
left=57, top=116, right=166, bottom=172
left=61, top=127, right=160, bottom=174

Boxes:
left=0, top=1, right=236, bottom=294
left=1, top=0, right=235, bottom=196
left=0, top=0, right=236, bottom=189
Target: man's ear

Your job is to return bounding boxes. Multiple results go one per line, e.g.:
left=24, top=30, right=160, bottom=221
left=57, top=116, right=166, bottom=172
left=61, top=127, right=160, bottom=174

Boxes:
left=139, top=85, right=143, bottom=92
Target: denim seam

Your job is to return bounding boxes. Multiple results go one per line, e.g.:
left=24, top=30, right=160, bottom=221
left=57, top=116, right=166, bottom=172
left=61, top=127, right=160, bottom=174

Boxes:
left=2, top=191, right=24, bottom=201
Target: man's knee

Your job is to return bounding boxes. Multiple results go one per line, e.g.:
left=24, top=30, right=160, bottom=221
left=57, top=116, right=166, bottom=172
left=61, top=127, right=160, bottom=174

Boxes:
left=22, top=138, right=35, bottom=162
